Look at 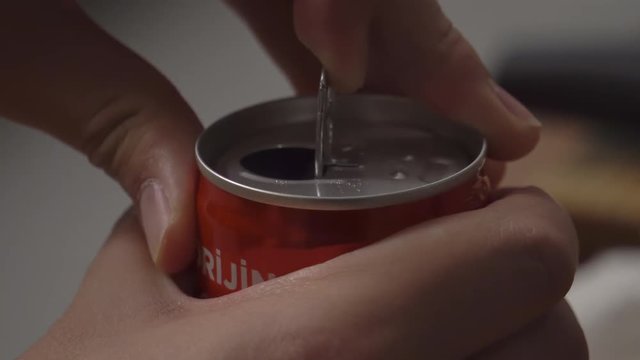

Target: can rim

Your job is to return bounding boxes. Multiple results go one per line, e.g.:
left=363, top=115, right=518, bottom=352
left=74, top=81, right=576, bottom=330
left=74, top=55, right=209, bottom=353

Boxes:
left=196, top=95, right=487, bottom=210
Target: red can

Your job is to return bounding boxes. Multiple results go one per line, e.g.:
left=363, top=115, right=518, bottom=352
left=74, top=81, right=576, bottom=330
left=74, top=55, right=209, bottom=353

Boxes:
left=196, top=95, right=489, bottom=297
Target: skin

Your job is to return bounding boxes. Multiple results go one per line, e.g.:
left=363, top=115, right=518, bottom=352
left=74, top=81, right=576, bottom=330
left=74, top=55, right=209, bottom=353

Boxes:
left=22, top=189, right=586, bottom=359
left=0, top=1, right=586, bottom=358
left=0, top=0, right=539, bottom=272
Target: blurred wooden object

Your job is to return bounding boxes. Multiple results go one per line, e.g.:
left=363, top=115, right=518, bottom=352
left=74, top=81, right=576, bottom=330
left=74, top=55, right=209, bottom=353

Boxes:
left=501, top=113, right=640, bottom=262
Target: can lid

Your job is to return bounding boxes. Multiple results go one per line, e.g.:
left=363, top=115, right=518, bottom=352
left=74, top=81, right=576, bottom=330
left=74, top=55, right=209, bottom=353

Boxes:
left=196, top=95, right=486, bottom=210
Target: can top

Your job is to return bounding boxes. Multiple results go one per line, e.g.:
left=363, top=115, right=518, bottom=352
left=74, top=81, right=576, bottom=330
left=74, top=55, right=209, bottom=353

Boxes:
left=196, top=95, right=486, bottom=210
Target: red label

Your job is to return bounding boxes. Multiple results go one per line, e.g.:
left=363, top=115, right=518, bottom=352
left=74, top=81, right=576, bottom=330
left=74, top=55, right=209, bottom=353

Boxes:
left=197, top=171, right=489, bottom=297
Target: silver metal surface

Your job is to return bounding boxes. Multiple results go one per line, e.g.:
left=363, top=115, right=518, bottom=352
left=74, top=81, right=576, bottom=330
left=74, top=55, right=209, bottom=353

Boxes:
left=196, top=95, right=487, bottom=210
left=315, top=69, right=333, bottom=177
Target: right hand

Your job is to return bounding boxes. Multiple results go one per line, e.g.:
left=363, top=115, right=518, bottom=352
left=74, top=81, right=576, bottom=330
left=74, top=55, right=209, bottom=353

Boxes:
left=228, top=0, right=542, bottom=160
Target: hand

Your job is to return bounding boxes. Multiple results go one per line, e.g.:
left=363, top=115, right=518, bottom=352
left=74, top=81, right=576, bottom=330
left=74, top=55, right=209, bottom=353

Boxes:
left=228, top=0, right=542, bottom=160
left=1, top=0, right=541, bottom=275
left=22, top=188, right=587, bottom=359
left=0, top=1, right=202, bottom=272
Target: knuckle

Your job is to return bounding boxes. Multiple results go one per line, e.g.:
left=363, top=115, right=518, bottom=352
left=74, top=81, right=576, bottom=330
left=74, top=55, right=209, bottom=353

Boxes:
left=82, top=98, right=140, bottom=172
left=496, top=198, right=578, bottom=299
left=432, top=15, right=457, bottom=50
left=429, top=18, right=471, bottom=64
left=81, top=98, right=161, bottom=198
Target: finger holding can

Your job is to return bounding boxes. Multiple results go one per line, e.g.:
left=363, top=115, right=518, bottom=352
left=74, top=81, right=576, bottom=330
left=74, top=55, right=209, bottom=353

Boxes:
left=216, top=187, right=581, bottom=359
left=21, top=188, right=585, bottom=360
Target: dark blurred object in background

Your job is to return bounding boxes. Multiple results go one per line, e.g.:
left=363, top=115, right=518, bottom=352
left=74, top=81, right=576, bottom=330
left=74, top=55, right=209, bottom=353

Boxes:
left=497, top=45, right=640, bottom=153
left=496, top=44, right=640, bottom=262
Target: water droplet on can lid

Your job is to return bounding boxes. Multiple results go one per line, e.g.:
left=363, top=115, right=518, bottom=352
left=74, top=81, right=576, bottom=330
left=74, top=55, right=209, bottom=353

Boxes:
left=390, top=170, right=408, bottom=180
left=430, top=157, right=454, bottom=166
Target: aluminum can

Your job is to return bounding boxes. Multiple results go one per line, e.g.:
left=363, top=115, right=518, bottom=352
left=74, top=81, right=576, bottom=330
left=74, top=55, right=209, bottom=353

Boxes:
left=196, top=95, right=489, bottom=297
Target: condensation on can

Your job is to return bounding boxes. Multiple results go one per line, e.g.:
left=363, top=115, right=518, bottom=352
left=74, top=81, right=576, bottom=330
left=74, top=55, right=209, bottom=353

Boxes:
left=196, top=95, right=490, bottom=297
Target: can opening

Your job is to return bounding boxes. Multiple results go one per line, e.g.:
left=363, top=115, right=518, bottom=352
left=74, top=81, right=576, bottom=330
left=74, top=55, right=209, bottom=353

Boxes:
left=240, top=147, right=315, bottom=180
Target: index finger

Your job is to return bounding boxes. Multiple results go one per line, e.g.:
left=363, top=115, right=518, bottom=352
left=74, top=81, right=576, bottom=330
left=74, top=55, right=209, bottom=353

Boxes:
left=0, top=1, right=202, bottom=273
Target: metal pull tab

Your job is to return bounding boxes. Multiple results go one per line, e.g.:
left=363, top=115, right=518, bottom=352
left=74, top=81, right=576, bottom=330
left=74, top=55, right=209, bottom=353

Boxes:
left=315, top=69, right=334, bottom=178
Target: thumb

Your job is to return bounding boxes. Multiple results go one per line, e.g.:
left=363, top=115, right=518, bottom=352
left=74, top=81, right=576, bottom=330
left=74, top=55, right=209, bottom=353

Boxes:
left=92, top=90, right=202, bottom=274
left=0, top=2, right=201, bottom=273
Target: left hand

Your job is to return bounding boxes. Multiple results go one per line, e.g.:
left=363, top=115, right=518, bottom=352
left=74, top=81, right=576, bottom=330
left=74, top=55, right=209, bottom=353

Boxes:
left=21, top=189, right=587, bottom=359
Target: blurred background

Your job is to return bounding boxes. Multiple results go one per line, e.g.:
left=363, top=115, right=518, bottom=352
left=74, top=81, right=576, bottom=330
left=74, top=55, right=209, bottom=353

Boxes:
left=1, top=0, right=639, bottom=358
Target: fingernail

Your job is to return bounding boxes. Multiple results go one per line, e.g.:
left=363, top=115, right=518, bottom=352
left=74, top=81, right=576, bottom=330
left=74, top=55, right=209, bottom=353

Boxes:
left=492, top=82, right=541, bottom=127
left=139, top=180, right=171, bottom=262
